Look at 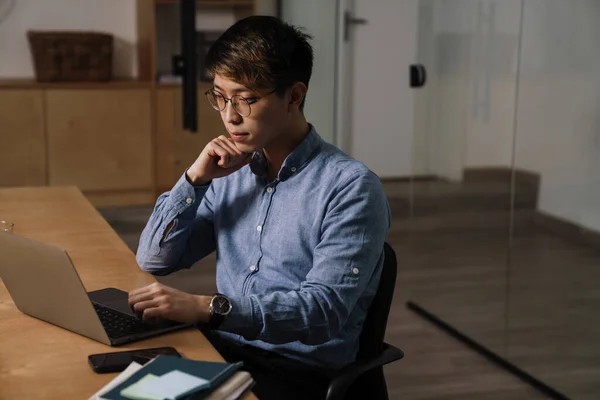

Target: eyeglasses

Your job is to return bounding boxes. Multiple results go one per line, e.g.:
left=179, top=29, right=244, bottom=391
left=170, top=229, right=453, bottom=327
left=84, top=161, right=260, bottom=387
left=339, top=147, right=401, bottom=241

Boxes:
left=205, top=88, right=277, bottom=117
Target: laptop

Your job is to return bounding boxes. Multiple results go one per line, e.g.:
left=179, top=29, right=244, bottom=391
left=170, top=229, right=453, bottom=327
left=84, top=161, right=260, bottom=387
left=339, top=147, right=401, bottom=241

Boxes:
left=0, top=231, right=193, bottom=346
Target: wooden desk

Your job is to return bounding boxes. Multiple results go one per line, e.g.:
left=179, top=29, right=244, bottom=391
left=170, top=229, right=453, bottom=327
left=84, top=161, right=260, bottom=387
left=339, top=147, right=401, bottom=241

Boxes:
left=0, top=186, right=255, bottom=399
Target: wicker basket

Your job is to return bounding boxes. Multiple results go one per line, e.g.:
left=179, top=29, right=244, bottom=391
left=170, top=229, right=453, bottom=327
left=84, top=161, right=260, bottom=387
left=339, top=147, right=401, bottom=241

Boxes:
left=27, top=31, right=113, bottom=82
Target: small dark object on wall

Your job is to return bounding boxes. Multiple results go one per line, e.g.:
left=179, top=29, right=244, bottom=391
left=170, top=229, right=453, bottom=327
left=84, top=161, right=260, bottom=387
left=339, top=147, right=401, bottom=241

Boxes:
left=410, top=64, right=427, bottom=88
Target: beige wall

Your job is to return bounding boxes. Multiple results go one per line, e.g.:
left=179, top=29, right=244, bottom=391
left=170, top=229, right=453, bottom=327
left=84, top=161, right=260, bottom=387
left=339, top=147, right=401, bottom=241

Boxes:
left=0, top=0, right=138, bottom=78
left=0, top=0, right=277, bottom=80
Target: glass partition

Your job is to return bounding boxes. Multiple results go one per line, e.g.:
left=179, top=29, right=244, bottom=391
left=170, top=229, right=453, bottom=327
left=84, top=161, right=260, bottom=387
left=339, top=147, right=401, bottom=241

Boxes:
left=507, top=1, right=600, bottom=397
left=410, top=0, right=600, bottom=398
left=408, top=0, right=523, bottom=357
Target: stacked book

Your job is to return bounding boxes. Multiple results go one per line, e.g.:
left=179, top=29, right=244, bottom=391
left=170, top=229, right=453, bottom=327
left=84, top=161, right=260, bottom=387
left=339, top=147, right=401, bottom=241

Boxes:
left=89, top=355, right=254, bottom=400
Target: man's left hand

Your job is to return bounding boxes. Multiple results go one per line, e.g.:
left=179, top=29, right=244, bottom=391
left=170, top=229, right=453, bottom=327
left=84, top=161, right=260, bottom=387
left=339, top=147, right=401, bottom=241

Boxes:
left=128, top=282, right=211, bottom=324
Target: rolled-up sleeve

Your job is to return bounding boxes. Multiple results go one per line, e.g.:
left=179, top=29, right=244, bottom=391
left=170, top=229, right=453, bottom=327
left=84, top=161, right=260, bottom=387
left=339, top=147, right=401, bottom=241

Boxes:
left=218, top=171, right=390, bottom=345
left=136, top=172, right=217, bottom=275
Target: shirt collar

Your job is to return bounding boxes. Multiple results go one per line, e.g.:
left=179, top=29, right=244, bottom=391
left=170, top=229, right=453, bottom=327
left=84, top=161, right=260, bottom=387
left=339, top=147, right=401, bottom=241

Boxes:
left=277, top=124, right=322, bottom=182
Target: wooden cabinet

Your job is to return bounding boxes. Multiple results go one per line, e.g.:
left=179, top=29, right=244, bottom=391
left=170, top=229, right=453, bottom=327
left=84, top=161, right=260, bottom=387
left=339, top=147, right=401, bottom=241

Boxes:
left=0, top=90, right=46, bottom=187
left=45, top=89, right=154, bottom=206
left=0, top=85, right=227, bottom=207
left=155, top=84, right=227, bottom=193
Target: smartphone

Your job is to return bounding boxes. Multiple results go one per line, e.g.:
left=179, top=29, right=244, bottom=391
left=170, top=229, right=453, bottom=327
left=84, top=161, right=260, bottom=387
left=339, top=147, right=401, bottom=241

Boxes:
left=88, top=347, right=181, bottom=373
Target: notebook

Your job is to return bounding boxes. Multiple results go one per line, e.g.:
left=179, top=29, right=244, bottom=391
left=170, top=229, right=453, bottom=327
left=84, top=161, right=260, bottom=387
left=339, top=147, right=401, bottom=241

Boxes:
left=93, top=362, right=253, bottom=400
left=101, top=355, right=243, bottom=400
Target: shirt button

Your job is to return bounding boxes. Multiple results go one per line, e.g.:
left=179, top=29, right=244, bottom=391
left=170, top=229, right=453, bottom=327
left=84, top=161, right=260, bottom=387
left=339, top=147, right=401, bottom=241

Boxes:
left=250, top=265, right=256, bottom=272
left=185, top=198, right=192, bottom=204
left=266, top=187, right=274, bottom=193
left=352, top=268, right=359, bottom=275
left=256, top=225, right=262, bottom=232
left=290, top=167, right=297, bottom=172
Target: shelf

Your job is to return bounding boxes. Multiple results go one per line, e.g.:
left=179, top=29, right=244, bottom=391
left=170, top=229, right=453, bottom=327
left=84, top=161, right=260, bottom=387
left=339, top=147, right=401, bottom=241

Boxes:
left=0, top=79, right=153, bottom=90
left=157, top=81, right=213, bottom=89
left=155, top=0, right=254, bottom=6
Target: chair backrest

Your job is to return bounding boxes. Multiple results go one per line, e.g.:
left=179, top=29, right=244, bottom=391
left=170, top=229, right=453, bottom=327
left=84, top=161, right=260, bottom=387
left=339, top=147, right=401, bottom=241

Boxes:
left=356, top=242, right=398, bottom=359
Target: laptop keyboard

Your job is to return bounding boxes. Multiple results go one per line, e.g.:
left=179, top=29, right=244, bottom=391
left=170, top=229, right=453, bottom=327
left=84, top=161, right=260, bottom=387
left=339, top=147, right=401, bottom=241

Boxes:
left=93, top=303, right=158, bottom=339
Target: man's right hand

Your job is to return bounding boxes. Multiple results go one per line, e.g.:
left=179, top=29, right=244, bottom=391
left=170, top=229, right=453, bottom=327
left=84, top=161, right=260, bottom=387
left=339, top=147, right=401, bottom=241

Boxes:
left=186, top=135, right=252, bottom=186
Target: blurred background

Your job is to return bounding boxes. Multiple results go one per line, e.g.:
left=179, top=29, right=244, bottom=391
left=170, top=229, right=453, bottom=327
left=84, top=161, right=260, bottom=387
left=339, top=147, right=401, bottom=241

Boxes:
left=1, top=0, right=599, bottom=399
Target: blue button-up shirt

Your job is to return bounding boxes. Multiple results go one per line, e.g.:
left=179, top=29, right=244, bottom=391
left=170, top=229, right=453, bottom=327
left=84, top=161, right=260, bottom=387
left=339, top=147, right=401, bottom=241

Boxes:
left=136, top=127, right=391, bottom=369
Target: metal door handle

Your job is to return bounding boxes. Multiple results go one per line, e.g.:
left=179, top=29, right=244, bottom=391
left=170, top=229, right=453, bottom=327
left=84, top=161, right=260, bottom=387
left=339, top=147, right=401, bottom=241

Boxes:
left=344, top=11, right=368, bottom=41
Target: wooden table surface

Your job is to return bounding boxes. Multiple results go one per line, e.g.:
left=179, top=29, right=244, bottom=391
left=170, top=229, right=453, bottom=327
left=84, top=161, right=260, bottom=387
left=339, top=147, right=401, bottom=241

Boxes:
left=0, top=186, right=255, bottom=399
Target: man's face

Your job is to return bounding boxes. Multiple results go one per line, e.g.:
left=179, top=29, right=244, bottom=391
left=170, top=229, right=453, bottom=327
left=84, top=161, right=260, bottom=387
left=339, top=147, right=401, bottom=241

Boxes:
left=212, top=74, right=290, bottom=153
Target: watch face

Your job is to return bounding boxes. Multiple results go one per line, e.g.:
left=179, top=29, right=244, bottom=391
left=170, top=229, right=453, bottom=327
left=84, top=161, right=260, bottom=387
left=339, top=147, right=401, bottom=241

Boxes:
left=212, top=295, right=232, bottom=315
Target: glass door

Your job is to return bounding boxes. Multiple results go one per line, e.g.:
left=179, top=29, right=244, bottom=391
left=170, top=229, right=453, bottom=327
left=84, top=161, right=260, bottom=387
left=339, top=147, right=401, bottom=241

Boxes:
left=407, top=0, right=524, bottom=357
left=507, top=1, right=600, bottom=397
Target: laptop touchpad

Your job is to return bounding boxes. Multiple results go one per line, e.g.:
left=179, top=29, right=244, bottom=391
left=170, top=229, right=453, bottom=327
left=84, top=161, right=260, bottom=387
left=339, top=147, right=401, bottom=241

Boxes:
left=88, top=287, right=135, bottom=316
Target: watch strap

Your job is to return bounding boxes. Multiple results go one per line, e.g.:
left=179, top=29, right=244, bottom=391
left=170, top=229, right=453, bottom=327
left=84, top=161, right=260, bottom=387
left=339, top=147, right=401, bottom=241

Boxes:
left=208, top=312, right=226, bottom=330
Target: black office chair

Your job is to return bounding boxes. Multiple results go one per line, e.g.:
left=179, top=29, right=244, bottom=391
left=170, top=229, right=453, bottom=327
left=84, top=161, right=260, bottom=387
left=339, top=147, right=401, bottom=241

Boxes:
left=326, top=242, right=404, bottom=400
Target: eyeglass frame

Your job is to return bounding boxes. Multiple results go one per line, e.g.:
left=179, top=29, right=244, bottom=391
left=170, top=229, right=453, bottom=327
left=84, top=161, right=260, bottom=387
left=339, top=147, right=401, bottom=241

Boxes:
left=204, top=88, right=278, bottom=117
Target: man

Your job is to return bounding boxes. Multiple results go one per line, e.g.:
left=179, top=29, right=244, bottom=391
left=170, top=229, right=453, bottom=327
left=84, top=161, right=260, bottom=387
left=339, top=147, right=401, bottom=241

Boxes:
left=130, top=15, right=390, bottom=399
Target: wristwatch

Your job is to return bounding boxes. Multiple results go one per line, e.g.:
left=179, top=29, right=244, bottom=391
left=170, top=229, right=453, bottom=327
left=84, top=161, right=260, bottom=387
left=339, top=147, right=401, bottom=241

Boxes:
left=208, top=293, right=232, bottom=329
